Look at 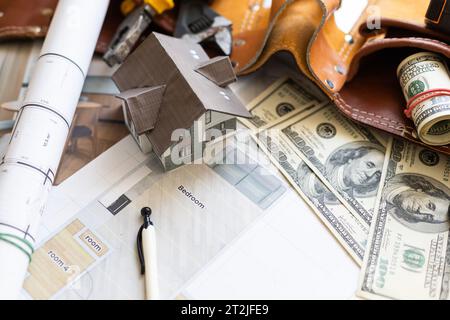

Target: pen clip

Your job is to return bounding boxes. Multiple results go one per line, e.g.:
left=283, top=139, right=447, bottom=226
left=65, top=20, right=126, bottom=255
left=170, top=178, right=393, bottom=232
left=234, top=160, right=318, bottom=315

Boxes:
left=137, top=224, right=145, bottom=275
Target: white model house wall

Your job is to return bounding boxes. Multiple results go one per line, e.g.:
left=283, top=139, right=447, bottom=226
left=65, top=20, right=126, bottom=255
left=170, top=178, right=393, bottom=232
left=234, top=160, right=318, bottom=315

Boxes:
left=122, top=103, right=152, bottom=154
left=160, top=111, right=238, bottom=171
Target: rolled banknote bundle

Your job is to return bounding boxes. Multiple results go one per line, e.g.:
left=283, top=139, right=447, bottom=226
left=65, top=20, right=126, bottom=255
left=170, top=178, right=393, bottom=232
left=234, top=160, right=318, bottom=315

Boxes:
left=397, top=52, right=450, bottom=146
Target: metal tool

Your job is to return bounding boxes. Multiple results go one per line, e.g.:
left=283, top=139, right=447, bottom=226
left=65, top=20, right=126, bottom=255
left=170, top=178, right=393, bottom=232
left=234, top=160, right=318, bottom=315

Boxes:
left=103, top=0, right=174, bottom=67
left=174, top=0, right=233, bottom=56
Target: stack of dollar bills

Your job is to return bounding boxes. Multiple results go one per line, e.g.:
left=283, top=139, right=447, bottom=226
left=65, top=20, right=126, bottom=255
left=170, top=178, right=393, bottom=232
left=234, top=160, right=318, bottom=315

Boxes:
left=239, top=77, right=450, bottom=300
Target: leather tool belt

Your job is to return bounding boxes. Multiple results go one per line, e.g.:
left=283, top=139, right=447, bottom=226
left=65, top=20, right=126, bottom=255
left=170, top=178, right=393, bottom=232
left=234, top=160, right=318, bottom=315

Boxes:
left=1, top=0, right=449, bottom=155
left=218, top=0, right=450, bottom=156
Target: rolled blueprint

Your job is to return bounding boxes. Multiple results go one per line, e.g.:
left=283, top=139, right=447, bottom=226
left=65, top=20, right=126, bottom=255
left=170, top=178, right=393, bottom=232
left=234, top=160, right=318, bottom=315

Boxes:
left=0, top=0, right=109, bottom=298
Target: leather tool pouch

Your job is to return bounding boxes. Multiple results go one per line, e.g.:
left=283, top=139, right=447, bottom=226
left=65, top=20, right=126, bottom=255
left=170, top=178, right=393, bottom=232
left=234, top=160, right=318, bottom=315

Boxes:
left=0, top=0, right=175, bottom=53
left=235, top=0, right=450, bottom=156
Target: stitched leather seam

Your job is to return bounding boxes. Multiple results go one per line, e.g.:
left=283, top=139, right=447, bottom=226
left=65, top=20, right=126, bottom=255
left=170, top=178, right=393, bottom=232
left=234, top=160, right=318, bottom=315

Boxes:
left=341, top=107, right=405, bottom=130
left=337, top=2, right=374, bottom=61
left=340, top=41, right=353, bottom=61
left=349, top=112, right=404, bottom=130
left=0, top=26, right=42, bottom=31
left=335, top=95, right=414, bottom=129
left=0, top=26, right=48, bottom=38
left=405, top=37, right=450, bottom=47
left=0, top=30, right=45, bottom=37
left=340, top=37, right=361, bottom=62
left=338, top=27, right=360, bottom=60
left=334, top=95, right=450, bottom=150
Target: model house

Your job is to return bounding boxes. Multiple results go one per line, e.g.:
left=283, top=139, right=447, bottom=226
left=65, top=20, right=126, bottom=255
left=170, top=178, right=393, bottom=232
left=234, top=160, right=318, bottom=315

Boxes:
left=113, top=32, right=251, bottom=170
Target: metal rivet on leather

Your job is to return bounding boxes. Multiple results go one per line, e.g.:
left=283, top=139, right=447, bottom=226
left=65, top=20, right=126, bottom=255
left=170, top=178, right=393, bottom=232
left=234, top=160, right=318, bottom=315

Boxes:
left=335, top=65, right=345, bottom=75
left=250, top=4, right=260, bottom=11
left=234, top=39, right=247, bottom=47
left=326, top=79, right=335, bottom=89
left=344, top=34, right=354, bottom=44
left=41, top=8, right=54, bottom=17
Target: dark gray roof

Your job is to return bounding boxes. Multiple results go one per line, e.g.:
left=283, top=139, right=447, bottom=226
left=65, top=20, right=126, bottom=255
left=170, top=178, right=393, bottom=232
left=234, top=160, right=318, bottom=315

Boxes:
left=112, top=32, right=251, bottom=157
left=195, top=56, right=237, bottom=87
left=116, top=86, right=165, bottom=135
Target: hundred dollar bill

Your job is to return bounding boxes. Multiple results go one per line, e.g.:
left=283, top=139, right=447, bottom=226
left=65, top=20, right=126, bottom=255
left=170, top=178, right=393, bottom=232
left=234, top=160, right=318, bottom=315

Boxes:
left=240, top=77, right=321, bottom=130
left=358, top=138, right=450, bottom=300
left=278, top=103, right=388, bottom=226
left=257, top=131, right=368, bottom=264
left=397, top=52, right=450, bottom=146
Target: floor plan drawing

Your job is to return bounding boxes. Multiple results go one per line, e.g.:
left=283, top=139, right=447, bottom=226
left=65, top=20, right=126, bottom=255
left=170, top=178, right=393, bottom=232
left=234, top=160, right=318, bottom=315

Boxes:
left=18, top=132, right=358, bottom=299
left=15, top=67, right=360, bottom=300
left=23, top=219, right=110, bottom=300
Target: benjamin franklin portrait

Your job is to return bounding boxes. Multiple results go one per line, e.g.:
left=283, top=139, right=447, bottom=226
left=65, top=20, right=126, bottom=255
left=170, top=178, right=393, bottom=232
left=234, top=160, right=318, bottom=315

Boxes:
left=325, top=142, right=385, bottom=198
left=297, top=162, right=338, bottom=204
left=383, top=173, right=450, bottom=232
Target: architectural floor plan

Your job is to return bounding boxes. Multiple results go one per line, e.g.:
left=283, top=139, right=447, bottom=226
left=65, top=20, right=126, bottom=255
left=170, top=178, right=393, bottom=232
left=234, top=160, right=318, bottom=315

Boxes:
left=15, top=131, right=359, bottom=300
left=23, top=219, right=110, bottom=299
left=6, top=59, right=360, bottom=299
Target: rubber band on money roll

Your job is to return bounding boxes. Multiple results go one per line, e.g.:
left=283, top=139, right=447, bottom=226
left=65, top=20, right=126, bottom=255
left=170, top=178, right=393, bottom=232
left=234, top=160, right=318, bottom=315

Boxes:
left=0, top=233, right=34, bottom=262
left=405, top=88, right=450, bottom=118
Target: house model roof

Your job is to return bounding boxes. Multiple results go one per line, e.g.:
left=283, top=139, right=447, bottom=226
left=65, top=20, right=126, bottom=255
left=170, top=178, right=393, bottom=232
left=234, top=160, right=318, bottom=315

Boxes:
left=116, top=86, right=166, bottom=135
left=112, top=32, right=251, bottom=157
